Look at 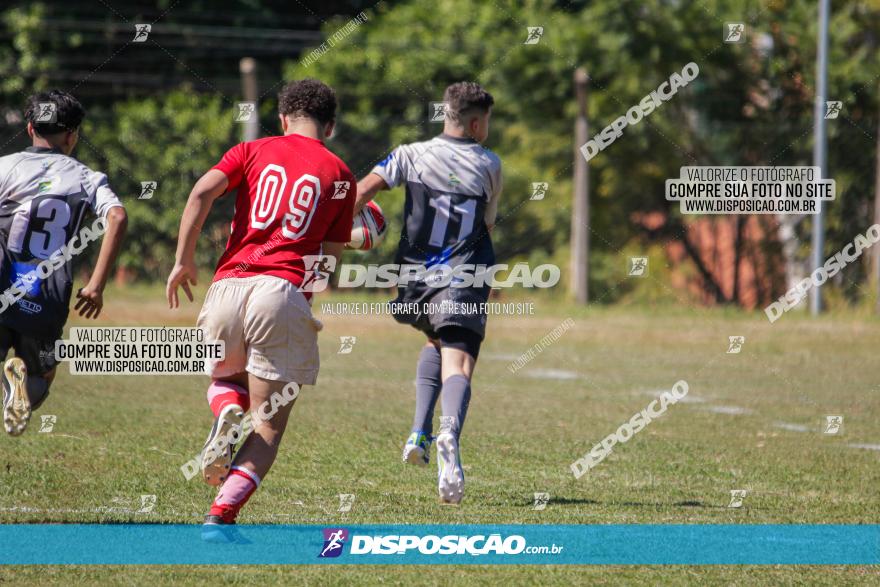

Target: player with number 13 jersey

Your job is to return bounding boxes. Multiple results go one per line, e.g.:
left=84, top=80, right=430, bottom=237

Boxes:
left=0, top=90, right=128, bottom=438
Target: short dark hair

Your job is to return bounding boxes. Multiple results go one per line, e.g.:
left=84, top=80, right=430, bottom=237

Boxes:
left=25, top=90, right=85, bottom=136
left=443, top=82, right=494, bottom=123
left=278, top=79, right=337, bottom=126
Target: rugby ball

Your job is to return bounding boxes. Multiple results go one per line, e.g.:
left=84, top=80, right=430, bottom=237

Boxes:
left=347, top=201, right=387, bottom=250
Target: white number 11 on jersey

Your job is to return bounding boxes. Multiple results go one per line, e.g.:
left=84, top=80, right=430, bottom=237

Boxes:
left=427, top=195, right=476, bottom=247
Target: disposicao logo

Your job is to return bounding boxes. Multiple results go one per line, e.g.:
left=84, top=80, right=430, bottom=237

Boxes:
left=348, top=533, right=527, bottom=555
left=319, top=528, right=348, bottom=558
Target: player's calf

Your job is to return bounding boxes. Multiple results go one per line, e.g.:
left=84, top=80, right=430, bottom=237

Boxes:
left=404, top=343, right=443, bottom=466
left=434, top=330, right=480, bottom=503
left=203, top=378, right=298, bottom=527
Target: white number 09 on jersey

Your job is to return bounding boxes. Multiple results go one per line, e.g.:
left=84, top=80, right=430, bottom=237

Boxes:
left=250, top=164, right=320, bottom=240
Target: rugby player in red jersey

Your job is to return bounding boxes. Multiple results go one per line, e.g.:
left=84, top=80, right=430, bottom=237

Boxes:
left=166, top=79, right=355, bottom=529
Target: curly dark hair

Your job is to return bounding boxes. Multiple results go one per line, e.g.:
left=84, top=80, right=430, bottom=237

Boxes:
left=443, top=82, right=494, bottom=123
left=278, top=79, right=337, bottom=126
left=24, top=90, right=85, bottom=136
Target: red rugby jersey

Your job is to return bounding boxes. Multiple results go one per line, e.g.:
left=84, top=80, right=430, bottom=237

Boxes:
left=211, top=133, right=355, bottom=290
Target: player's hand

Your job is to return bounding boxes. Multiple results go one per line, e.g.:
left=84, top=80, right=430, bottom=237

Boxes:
left=75, top=285, right=104, bottom=319
left=166, top=262, right=197, bottom=309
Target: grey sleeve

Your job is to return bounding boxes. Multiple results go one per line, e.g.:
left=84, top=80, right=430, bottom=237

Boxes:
left=88, top=170, right=125, bottom=217
left=370, top=145, right=410, bottom=189
left=484, top=159, right=503, bottom=227
left=0, top=154, right=23, bottom=204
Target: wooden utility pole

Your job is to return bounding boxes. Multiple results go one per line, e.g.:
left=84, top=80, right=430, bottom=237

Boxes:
left=240, top=57, right=259, bottom=142
left=571, top=68, right=590, bottom=304
left=874, top=82, right=880, bottom=313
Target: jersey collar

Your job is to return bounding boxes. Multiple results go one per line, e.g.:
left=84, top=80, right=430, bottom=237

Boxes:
left=438, top=133, right=477, bottom=144
left=25, top=146, right=65, bottom=155
left=285, top=132, right=324, bottom=145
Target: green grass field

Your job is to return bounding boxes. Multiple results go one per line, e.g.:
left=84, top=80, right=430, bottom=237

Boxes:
left=1, top=285, right=879, bottom=584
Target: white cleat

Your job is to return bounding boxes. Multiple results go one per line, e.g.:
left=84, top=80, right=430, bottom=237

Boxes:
left=436, top=417, right=464, bottom=505
left=3, top=358, right=30, bottom=436
left=201, top=404, right=244, bottom=486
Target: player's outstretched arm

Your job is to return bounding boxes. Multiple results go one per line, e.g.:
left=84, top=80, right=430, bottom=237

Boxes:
left=353, top=173, right=388, bottom=216
left=166, top=169, right=228, bottom=309
left=75, top=206, right=128, bottom=319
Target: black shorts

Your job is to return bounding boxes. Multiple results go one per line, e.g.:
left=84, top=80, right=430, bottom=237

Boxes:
left=427, top=325, right=482, bottom=360
left=0, top=326, right=58, bottom=376
left=391, top=282, right=490, bottom=341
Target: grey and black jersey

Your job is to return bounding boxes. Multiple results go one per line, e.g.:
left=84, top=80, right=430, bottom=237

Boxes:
left=373, top=134, right=502, bottom=267
left=0, top=147, right=123, bottom=337
left=371, top=134, right=503, bottom=338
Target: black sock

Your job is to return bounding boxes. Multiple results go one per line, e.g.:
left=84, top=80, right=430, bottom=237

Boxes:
left=26, top=376, right=50, bottom=410
left=411, top=345, right=441, bottom=436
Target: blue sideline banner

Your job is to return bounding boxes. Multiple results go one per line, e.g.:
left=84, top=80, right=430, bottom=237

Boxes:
left=1, top=524, right=878, bottom=565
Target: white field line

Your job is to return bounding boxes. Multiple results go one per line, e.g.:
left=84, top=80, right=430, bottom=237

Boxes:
left=700, top=405, right=753, bottom=415
left=847, top=443, right=880, bottom=451
left=523, top=368, right=580, bottom=380
left=773, top=421, right=812, bottom=432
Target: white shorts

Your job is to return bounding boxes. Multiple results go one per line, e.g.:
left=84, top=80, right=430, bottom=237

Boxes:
left=197, top=275, right=320, bottom=384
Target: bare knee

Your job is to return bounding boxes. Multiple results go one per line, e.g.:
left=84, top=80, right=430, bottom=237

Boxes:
left=440, top=347, right=475, bottom=382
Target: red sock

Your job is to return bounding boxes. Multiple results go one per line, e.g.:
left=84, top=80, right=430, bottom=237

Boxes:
left=209, top=466, right=260, bottom=523
left=206, top=380, right=250, bottom=417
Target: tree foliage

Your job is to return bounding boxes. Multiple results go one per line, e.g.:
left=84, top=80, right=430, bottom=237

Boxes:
left=287, top=0, right=880, bottom=303
left=78, top=92, right=237, bottom=279
left=1, top=0, right=879, bottom=304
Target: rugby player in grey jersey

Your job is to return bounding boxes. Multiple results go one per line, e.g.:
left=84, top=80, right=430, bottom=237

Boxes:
left=355, top=82, right=502, bottom=504
left=0, top=91, right=127, bottom=435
